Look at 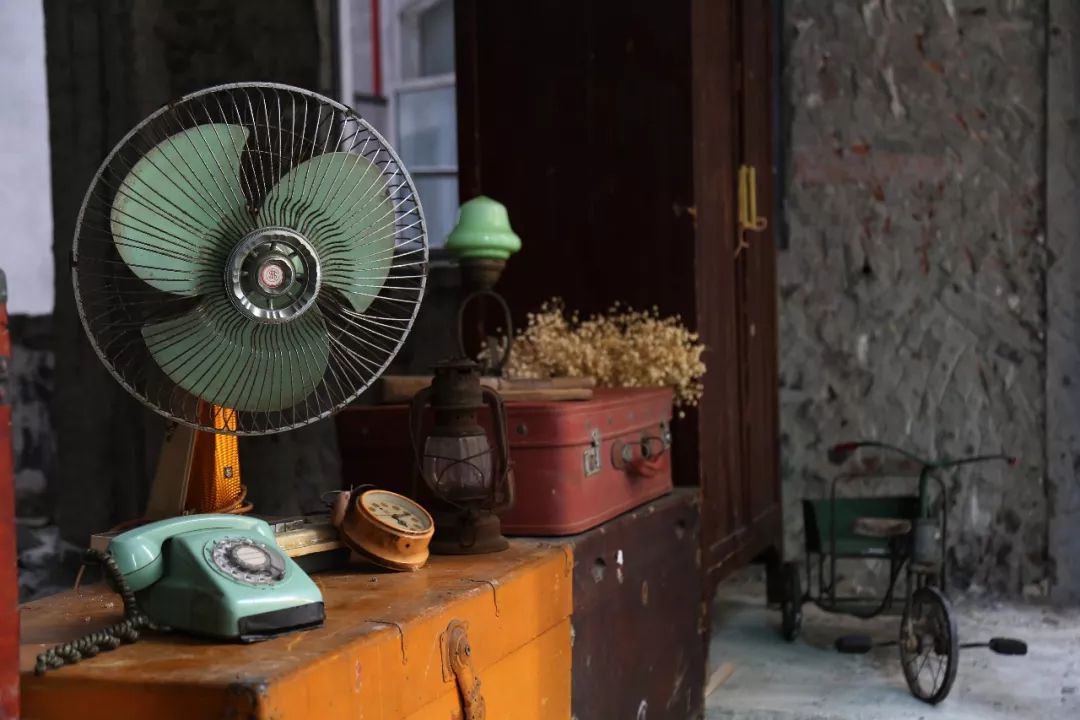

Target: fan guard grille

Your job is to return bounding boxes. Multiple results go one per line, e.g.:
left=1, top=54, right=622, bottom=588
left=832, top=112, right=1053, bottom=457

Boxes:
left=73, top=83, right=427, bottom=435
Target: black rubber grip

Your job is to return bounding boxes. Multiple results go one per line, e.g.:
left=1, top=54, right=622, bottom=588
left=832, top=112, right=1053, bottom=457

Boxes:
left=989, top=637, right=1028, bottom=656
left=835, top=634, right=873, bottom=654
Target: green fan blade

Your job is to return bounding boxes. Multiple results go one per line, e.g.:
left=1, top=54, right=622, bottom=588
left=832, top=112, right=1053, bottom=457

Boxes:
left=261, top=152, right=396, bottom=313
left=141, top=298, right=331, bottom=413
left=111, top=124, right=251, bottom=295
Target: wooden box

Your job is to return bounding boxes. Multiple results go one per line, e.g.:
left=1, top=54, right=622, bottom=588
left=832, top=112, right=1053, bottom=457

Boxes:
left=19, top=542, right=571, bottom=719
left=559, top=488, right=706, bottom=720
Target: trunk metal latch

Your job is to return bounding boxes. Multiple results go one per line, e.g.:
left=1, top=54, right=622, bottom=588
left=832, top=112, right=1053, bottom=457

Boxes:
left=441, top=620, right=486, bottom=720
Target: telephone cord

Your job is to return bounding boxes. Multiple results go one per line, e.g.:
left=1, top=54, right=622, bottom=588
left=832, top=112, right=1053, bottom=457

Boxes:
left=34, top=548, right=168, bottom=675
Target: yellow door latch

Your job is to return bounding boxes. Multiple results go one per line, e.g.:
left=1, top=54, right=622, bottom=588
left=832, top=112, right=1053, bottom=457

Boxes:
left=735, top=164, right=768, bottom=257
left=442, top=620, right=486, bottom=720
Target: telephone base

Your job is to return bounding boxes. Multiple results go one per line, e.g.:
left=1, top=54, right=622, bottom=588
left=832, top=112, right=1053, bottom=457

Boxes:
left=238, top=601, right=325, bottom=642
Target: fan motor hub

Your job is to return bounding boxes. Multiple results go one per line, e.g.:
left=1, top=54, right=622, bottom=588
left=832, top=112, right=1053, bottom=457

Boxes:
left=257, top=257, right=293, bottom=294
left=227, top=227, right=321, bottom=323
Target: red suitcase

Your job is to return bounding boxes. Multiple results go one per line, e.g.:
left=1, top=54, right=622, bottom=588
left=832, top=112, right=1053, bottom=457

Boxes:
left=336, top=387, right=674, bottom=535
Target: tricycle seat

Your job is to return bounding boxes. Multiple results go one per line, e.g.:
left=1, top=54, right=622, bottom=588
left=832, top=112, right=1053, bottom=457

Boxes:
left=803, top=496, right=919, bottom=558
left=852, top=517, right=912, bottom=538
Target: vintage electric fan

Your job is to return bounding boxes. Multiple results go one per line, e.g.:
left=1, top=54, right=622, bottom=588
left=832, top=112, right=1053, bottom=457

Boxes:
left=35, top=84, right=429, bottom=672
left=73, top=82, right=427, bottom=518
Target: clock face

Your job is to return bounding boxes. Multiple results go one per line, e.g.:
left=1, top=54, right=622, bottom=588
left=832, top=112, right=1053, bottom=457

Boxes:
left=360, top=490, right=433, bottom=535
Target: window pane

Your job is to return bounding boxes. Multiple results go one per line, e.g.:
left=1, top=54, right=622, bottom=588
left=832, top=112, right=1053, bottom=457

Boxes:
left=354, top=97, right=388, bottom=135
left=349, top=0, right=375, bottom=95
left=419, top=0, right=454, bottom=76
left=414, top=175, right=458, bottom=248
left=398, top=85, right=457, bottom=167
left=400, top=0, right=454, bottom=80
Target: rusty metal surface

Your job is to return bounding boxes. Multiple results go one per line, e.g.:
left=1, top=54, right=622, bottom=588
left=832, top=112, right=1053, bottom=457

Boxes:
left=559, top=488, right=705, bottom=720
left=0, top=269, right=19, bottom=719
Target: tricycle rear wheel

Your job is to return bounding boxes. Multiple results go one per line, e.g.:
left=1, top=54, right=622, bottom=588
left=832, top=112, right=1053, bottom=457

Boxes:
left=779, top=561, right=802, bottom=642
left=899, top=585, right=958, bottom=704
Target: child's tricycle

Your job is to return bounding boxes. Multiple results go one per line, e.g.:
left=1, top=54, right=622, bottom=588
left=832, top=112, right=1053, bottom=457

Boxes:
left=777, top=441, right=1028, bottom=704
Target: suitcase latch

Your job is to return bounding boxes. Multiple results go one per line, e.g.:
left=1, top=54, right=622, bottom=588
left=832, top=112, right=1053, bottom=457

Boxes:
left=660, top=421, right=672, bottom=450
left=442, top=620, right=486, bottom=720
left=583, top=428, right=603, bottom=477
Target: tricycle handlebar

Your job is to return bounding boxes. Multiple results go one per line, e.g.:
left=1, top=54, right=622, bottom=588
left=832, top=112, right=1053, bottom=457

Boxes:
left=828, top=441, right=1017, bottom=471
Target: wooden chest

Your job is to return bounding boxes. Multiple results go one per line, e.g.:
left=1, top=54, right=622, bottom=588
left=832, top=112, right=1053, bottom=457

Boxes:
left=559, top=489, right=706, bottom=720
left=19, top=542, right=571, bottom=719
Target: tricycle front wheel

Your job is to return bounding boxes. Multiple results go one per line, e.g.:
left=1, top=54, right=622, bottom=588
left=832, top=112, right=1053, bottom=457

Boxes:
left=779, top=561, right=802, bottom=642
left=899, top=586, right=958, bottom=704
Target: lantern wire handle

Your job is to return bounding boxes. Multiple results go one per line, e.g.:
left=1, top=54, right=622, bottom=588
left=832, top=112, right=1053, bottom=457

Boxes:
left=457, top=290, right=514, bottom=374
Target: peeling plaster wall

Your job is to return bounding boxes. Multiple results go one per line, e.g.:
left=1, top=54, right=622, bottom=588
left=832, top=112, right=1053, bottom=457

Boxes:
left=780, top=0, right=1049, bottom=596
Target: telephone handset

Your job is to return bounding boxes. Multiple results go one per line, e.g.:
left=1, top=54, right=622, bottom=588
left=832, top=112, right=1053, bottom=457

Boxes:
left=109, top=513, right=276, bottom=592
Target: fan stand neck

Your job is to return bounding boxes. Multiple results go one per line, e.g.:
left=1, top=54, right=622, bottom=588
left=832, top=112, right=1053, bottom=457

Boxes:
left=145, top=420, right=250, bottom=521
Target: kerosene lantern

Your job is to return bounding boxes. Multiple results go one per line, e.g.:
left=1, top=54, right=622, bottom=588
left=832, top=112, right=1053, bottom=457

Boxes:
left=445, top=196, right=521, bottom=375
left=409, top=359, right=515, bottom=553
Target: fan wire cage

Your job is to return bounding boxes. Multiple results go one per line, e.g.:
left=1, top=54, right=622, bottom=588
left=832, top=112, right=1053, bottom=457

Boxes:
left=73, top=82, right=427, bottom=435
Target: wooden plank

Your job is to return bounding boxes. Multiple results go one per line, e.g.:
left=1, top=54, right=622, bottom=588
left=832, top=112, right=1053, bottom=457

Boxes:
left=20, top=541, right=572, bottom=720
left=704, top=662, right=736, bottom=697
left=376, top=374, right=595, bottom=404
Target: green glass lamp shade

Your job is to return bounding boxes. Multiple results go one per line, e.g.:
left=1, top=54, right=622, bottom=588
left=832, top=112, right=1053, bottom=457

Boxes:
left=445, top=196, right=522, bottom=261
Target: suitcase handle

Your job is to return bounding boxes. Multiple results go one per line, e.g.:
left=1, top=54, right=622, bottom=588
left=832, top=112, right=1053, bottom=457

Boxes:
left=628, top=455, right=664, bottom=479
left=612, top=435, right=668, bottom=478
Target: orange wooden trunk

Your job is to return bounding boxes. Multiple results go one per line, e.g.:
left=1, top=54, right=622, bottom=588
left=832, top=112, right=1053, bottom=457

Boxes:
left=18, top=542, right=572, bottom=719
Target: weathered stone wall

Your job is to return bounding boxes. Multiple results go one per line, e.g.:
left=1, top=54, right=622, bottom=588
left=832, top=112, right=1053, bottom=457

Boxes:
left=780, top=0, right=1050, bottom=596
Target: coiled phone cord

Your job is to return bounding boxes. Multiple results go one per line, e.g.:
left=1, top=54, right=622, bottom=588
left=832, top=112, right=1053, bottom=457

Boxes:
left=34, top=548, right=167, bottom=675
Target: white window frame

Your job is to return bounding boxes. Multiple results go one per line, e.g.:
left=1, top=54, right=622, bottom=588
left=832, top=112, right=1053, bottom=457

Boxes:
left=338, top=0, right=459, bottom=252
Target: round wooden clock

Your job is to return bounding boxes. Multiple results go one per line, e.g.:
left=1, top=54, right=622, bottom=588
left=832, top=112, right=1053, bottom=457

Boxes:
left=337, top=489, right=435, bottom=571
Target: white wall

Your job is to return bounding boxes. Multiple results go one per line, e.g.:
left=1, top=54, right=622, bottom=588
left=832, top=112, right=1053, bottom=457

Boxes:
left=0, top=0, right=53, bottom=315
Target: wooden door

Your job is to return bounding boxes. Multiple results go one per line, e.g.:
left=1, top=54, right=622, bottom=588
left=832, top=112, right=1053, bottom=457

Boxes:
left=736, top=0, right=783, bottom=576
left=695, top=0, right=782, bottom=589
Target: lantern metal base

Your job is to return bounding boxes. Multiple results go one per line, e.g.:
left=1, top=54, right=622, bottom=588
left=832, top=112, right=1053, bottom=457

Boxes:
left=458, top=257, right=506, bottom=291
left=429, top=510, right=509, bottom=555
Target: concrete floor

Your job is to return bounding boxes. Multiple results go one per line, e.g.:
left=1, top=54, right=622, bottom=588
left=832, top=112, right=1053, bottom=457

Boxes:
left=705, top=579, right=1080, bottom=720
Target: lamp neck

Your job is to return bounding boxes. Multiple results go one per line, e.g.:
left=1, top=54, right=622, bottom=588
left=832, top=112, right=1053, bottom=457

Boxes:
left=428, top=359, right=485, bottom=436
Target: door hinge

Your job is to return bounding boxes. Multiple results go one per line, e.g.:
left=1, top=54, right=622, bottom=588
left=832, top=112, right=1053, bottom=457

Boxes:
left=441, top=620, right=486, bottom=720
left=735, top=163, right=768, bottom=257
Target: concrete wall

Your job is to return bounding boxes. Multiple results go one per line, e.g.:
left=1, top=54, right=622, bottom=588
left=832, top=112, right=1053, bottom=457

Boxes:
left=780, top=0, right=1052, bottom=597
